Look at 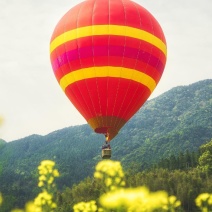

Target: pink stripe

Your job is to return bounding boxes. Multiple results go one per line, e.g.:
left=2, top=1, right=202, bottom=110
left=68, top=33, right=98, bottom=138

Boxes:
left=52, top=45, right=164, bottom=73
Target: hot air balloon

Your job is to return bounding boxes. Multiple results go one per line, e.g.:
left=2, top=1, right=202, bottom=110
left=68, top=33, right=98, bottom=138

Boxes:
left=50, top=0, right=167, bottom=158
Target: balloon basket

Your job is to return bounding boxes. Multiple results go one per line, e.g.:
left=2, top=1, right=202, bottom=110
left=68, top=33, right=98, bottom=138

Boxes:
left=102, top=149, right=112, bottom=159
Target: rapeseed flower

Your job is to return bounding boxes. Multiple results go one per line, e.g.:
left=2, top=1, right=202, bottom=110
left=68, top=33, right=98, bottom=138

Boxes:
left=25, top=202, right=39, bottom=212
left=73, top=200, right=97, bottom=212
left=94, top=160, right=125, bottom=191
left=39, top=175, right=46, bottom=181
left=53, top=169, right=59, bottom=177
left=99, top=187, right=154, bottom=210
left=0, top=193, right=2, bottom=206
left=99, top=186, right=181, bottom=211
left=168, top=195, right=181, bottom=208
left=34, top=160, right=59, bottom=211
left=37, top=160, right=59, bottom=189
left=196, top=193, right=210, bottom=207
left=195, top=193, right=212, bottom=212
left=38, top=181, right=44, bottom=188
left=34, top=190, right=57, bottom=211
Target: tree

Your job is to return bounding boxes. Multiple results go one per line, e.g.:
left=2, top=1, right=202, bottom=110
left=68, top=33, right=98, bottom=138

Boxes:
left=198, top=140, right=212, bottom=174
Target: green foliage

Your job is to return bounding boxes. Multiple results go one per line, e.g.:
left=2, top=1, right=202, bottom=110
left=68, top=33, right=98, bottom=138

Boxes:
left=198, top=139, right=212, bottom=174
left=154, top=150, right=199, bottom=170
left=55, top=177, right=102, bottom=211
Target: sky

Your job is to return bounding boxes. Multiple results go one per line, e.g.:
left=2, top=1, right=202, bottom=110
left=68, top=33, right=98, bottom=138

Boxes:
left=0, top=0, right=211, bottom=142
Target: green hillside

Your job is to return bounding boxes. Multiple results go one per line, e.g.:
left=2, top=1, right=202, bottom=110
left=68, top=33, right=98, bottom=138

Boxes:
left=116, top=79, right=212, bottom=168
left=0, top=79, right=211, bottom=210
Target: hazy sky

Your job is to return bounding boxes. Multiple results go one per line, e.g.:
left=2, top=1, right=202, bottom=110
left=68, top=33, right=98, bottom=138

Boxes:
left=0, top=0, right=211, bottom=141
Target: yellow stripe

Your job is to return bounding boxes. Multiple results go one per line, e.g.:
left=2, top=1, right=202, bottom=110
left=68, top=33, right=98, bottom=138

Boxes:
left=50, top=25, right=167, bottom=56
left=60, top=66, right=156, bottom=92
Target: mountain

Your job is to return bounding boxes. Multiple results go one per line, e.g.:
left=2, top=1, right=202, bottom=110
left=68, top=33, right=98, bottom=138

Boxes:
left=0, top=79, right=211, bottom=209
left=0, top=139, right=6, bottom=146
left=116, top=79, right=212, bottom=168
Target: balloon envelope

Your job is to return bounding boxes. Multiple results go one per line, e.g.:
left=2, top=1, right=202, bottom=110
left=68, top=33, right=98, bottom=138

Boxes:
left=50, top=0, right=167, bottom=140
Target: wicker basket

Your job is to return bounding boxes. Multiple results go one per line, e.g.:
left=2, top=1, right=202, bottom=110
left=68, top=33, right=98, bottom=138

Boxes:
left=102, top=149, right=112, bottom=159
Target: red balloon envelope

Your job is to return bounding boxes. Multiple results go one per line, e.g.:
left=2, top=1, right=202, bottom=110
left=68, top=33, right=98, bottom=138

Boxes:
left=50, top=0, right=167, bottom=141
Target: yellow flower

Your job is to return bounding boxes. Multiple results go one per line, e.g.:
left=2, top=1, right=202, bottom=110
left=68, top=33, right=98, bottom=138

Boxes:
left=196, top=193, right=210, bottom=207
left=38, top=166, right=48, bottom=175
left=115, top=177, right=121, bottom=184
left=51, top=202, right=57, bottom=209
left=48, top=176, right=54, bottom=184
left=39, top=175, right=46, bottom=182
left=208, top=194, right=212, bottom=205
left=94, top=160, right=125, bottom=191
left=94, top=171, right=102, bottom=179
left=73, top=201, right=97, bottom=212
left=120, top=181, right=126, bottom=186
left=34, top=191, right=52, bottom=207
left=41, top=160, right=55, bottom=167
left=99, top=186, right=180, bottom=211
left=147, top=191, right=168, bottom=210
left=105, top=178, right=112, bottom=187
left=168, top=195, right=181, bottom=208
left=90, top=201, right=97, bottom=211
left=38, top=181, right=44, bottom=187
left=42, top=191, right=52, bottom=201
left=37, top=160, right=60, bottom=189
left=0, top=193, right=2, bottom=206
left=53, top=169, right=60, bottom=177
left=118, top=169, right=124, bottom=178
left=33, top=160, right=59, bottom=211
left=110, top=185, right=117, bottom=191
left=100, top=187, right=150, bottom=209
left=25, top=202, right=40, bottom=212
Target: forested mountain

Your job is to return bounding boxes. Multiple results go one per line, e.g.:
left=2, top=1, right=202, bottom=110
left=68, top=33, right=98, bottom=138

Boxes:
left=118, top=79, right=212, bottom=169
left=0, top=79, right=211, bottom=210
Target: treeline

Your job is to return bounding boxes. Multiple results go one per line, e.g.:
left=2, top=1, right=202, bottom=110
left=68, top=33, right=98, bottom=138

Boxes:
left=153, top=150, right=199, bottom=170
left=54, top=139, right=212, bottom=212
left=126, top=168, right=211, bottom=211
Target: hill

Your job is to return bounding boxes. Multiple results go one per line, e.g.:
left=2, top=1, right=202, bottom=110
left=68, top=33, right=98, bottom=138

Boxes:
left=0, top=79, right=211, bottom=209
left=117, top=79, right=212, bottom=168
